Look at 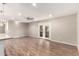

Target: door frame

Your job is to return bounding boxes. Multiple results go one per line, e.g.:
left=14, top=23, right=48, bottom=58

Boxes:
left=38, top=23, right=51, bottom=39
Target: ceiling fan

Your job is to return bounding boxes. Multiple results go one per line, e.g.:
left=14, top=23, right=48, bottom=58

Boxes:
left=25, top=17, right=34, bottom=20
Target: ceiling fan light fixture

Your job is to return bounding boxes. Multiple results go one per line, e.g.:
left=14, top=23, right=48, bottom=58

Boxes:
left=26, top=17, right=34, bottom=20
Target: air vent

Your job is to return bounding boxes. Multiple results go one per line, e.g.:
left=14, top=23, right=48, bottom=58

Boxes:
left=26, top=17, right=34, bottom=20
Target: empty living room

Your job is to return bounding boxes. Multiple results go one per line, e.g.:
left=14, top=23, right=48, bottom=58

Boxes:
left=0, top=2, right=79, bottom=56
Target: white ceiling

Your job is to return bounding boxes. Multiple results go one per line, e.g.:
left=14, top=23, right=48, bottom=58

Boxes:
left=0, top=3, right=79, bottom=22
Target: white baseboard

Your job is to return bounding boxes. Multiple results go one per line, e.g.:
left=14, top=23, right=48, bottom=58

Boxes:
left=47, top=39, right=77, bottom=47
left=29, top=36, right=77, bottom=47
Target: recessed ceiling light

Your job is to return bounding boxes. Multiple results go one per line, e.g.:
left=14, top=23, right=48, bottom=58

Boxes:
left=18, top=13, right=22, bottom=16
left=32, top=3, right=36, bottom=7
left=49, top=14, right=52, bottom=17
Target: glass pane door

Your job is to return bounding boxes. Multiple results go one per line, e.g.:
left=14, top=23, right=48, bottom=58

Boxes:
left=39, top=24, right=50, bottom=39
left=40, top=25, right=43, bottom=37
left=45, top=26, right=49, bottom=38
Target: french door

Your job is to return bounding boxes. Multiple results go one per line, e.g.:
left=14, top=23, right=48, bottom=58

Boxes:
left=39, top=24, right=51, bottom=39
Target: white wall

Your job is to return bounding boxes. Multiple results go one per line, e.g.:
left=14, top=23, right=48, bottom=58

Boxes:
left=51, top=14, right=77, bottom=46
left=28, top=22, right=39, bottom=38
left=6, top=20, right=29, bottom=38
left=28, top=14, right=77, bottom=46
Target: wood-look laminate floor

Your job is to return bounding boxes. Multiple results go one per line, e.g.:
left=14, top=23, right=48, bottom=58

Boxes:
left=4, top=37, right=78, bottom=56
